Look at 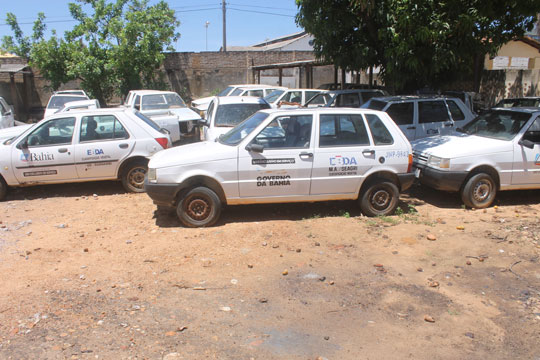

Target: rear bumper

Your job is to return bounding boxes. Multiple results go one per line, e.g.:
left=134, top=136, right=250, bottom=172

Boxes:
left=144, top=179, right=181, bottom=207
left=414, top=164, right=468, bottom=192
left=398, top=173, right=415, bottom=192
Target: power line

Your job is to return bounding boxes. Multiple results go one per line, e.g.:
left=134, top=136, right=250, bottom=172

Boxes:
left=174, top=7, right=221, bottom=13
left=227, top=3, right=297, bottom=12
left=228, top=7, right=296, bottom=18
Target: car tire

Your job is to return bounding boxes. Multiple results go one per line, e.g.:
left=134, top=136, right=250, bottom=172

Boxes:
left=360, top=181, right=400, bottom=217
left=121, top=160, right=147, bottom=193
left=461, top=173, right=496, bottom=209
left=0, top=177, right=7, bottom=201
left=177, top=186, right=221, bottom=228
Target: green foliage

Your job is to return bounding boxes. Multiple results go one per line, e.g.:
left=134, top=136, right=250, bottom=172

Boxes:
left=339, top=210, right=351, bottom=218
left=1, top=0, right=179, bottom=105
left=296, top=0, right=540, bottom=92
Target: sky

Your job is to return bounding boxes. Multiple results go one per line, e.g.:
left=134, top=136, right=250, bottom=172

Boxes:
left=0, top=0, right=303, bottom=52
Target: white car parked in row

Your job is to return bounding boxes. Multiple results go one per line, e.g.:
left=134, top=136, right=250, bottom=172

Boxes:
left=44, top=92, right=90, bottom=118
left=0, top=96, right=15, bottom=129
left=145, top=108, right=415, bottom=227
left=201, top=96, right=271, bottom=142
left=0, top=108, right=171, bottom=200
left=264, top=88, right=323, bottom=109
left=412, top=108, right=540, bottom=208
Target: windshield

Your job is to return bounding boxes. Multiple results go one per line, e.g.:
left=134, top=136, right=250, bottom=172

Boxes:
left=215, top=103, right=270, bottom=127
left=459, top=110, right=531, bottom=140
left=141, top=93, right=186, bottom=111
left=218, top=87, right=234, bottom=96
left=47, top=95, right=88, bottom=109
left=219, top=112, right=269, bottom=146
left=264, top=89, right=285, bottom=103
left=495, top=98, right=540, bottom=108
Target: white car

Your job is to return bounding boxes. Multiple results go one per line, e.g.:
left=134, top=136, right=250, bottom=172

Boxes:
left=57, top=99, right=100, bottom=113
left=305, top=89, right=388, bottom=108
left=55, top=89, right=88, bottom=97
left=191, top=84, right=285, bottom=114
left=412, top=108, right=540, bottom=208
left=363, top=96, right=476, bottom=140
left=145, top=108, right=415, bottom=227
left=201, top=96, right=271, bottom=142
left=264, top=89, right=323, bottom=109
left=44, top=93, right=90, bottom=118
left=124, top=90, right=201, bottom=143
left=0, top=108, right=172, bottom=200
left=0, top=97, right=15, bottom=129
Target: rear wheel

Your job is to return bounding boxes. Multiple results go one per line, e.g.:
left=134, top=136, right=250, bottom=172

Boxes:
left=461, top=173, right=496, bottom=208
left=121, top=160, right=147, bottom=193
left=177, top=186, right=221, bottom=227
left=0, top=177, right=7, bottom=201
left=360, top=181, right=399, bottom=217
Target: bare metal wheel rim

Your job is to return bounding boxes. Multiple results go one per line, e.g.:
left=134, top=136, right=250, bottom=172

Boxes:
left=371, top=189, right=391, bottom=210
left=473, top=179, right=492, bottom=202
left=186, top=196, right=212, bottom=221
left=128, top=168, right=146, bottom=189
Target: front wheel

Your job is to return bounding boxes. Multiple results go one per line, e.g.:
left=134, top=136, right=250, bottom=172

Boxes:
left=177, top=187, right=221, bottom=227
left=0, top=177, right=7, bottom=201
left=360, top=181, right=400, bottom=217
left=461, top=173, right=496, bottom=209
left=121, top=160, right=148, bottom=193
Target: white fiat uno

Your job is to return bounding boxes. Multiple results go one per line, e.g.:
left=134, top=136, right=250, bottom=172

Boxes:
left=145, top=108, right=415, bottom=227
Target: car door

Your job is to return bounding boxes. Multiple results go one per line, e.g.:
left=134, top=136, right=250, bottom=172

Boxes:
left=237, top=114, right=314, bottom=198
left=311, top=113, right=376, bottom=195
left=384, top=102, right=415, bottom=140
left=416, top=100, right=454, bottom=139
left=74, top=114, right=135, bottom=179
left=11, top=116, right=77, bottom=183
left=512, top=116, right=540, bottom=185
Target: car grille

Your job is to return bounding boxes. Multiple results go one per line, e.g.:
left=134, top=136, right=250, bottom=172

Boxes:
left=413, top=151, right=428, bottom=165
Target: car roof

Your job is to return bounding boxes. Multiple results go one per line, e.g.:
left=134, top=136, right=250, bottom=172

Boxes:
left=229, top=84, right=280, bottom=88
left=216, top=96, right=269, bottom=105
left=322, top=89, right=386, bottom=95
left=257, top=107, right=387, bottom=116
left=368, top=95, right=462, bottom=102
left=129, top=90, right=177, bottom=95
left=47, top=107, right=131, bottom=118
left=50, top=94, right=88, bottom=98
left=490, top=107, right=540, bottom=114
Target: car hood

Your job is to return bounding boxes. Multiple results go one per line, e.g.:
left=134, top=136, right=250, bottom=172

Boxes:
left=0, top=124, right=32, bottom=142
left=411, top=133, right=513, bottom=158
left=149, top=140, right=237, bottom=168
left=168, top=107, right=201, bottom=120
left=192, top=96, right=213, bottom=107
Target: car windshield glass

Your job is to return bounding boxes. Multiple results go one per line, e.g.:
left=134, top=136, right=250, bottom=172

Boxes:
left=215, top=103, right=270, bottom=127
left=459, top=110, right=531, bottom=140
left=218, top=87, right=234, bottom=96
left=264, top=90, right=285, bottom=103
left=141, top=93, right=185, bottom=110
left=495, top=99, right=540, bottom=108
left=363, top=99, right=387, bottom=111
left=47, top=95, right=87, bottom=109
left=219, top=112, right=269, bottom=146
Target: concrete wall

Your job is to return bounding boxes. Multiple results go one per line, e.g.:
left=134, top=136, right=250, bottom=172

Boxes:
left=480, top=69, right=540, bottom=107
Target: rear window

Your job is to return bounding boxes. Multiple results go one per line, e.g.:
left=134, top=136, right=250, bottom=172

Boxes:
left=47, top=95, right=88, bottom=109
left=134, top=111, right=162, bottom=132
left=366, top=114, right=394, bottom=145
left=319, top=114, right=370, bottom=147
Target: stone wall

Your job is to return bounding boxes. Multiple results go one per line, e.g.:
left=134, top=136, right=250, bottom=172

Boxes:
left=479, top=69, right=540, bottom=107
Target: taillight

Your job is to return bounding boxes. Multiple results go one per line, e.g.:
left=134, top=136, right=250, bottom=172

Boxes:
left=407, top=154, right=413, bottom=173
left=155, top=137, right=169, bottom=149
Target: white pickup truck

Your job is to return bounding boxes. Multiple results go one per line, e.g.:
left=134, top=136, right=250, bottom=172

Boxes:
left=145, top=108, right=415, bottom=227
left=124, top=90, right=201, bottom=144
left=0, top=97, right=15, bottom=129
left=412, top=108, right=540, bottom=208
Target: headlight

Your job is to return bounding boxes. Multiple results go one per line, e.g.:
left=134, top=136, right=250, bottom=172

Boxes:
left=147, top=168, right=157, bottom=182
left=428, top=155, right=450, bottom=169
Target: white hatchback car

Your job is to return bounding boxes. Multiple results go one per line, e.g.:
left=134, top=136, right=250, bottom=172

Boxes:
left=0, top=108, right=171, bottom=200
left=45, top=94, right=90, bottom=118
left=145, top=108, right=415, bottom=227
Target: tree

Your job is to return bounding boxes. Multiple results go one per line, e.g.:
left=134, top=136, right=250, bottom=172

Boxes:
left=1, top=0, right=179, bottom=105
left=296, top=0, right=540, bottom=93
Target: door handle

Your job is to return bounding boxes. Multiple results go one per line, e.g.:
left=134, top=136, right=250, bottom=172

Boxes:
left=407, top=126, right=416, bottom=130
left=119, top=143, right=129, bottom=149
left=444, top=122, right=454, bottom=127
left=362, top=149, right=375, bottom=156
left=299, top=152, right=313, bottom=159
left=58, top=148, right=68, bottom=153
left=427, top=129, right=439, bottom=134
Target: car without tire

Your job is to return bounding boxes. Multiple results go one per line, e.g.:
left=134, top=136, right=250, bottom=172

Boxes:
left=145, top=108, right=415, bottom=227
left=0, top=108, right=171, bottom=200
left=412, top=108, right=540, bottom=209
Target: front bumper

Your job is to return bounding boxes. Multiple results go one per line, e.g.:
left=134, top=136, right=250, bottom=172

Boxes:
left=398, top=173, right=416, bottom=192
left=414, top=164, right=468, bottom=192
left=144, top=179, right=181, bottom=207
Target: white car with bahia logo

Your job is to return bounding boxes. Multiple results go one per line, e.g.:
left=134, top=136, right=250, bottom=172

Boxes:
left=412, top=108, right=540, bottom=208
left=145, top=108, right=415, bottom=227
left=0, top=108, right=171, bottom=200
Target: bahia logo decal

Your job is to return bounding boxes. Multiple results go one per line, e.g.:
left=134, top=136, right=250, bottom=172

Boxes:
left=535, top=154, right=540, bottom=166
left=330, top=155, right=357, bottom=166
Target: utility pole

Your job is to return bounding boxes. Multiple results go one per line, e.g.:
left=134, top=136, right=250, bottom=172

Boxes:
left=222, top=1, right=227, bottom=52
left=205, top=21, right=210, bottom=51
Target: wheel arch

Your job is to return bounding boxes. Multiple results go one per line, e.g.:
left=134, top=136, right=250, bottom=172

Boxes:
left=176, top=175, right=227, bottom=206
left=359, top=171, right=400, bottom=199
left=462, top=165, right=500, bottom=191
left=117, top=156, right=149, bottom=180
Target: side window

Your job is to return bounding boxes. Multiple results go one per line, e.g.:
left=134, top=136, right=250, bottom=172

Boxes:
left=25, top=117, right=76, bottom=147
left=319, top=114, right=369, bottom=147
left=447, top=100, right=465, bottom=121
left=366, top=114, right=394, bottom=145
left=418, top=101, right=450, bottom=123
left=335, top=93, right=360, bottom=108
left=80, top=115, right=129, bottom=142
left=133, top=95, right=141, bottom=110
left=522, top=118, right=540, bottom=144
left=247, top=90, right=263, bottom=97
left=253, top=115, right=312, bottom=149
left=284, top=91, right=302, bottom=103
left=386, top=102, right=414, bottom=125
left=305, top=91, right=320, bottom=103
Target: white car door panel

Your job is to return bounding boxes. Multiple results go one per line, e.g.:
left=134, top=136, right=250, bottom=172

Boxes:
left=512, top=117, right=540, bottom=185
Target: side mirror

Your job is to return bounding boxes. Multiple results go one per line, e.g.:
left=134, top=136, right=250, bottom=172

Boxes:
left=134, top=104, right=141, bottom=111
left=20, top=139, right=28, bottom=149
left=519, top=138, right=535, bottom=149
left=246, top=143, right=264, bottom=153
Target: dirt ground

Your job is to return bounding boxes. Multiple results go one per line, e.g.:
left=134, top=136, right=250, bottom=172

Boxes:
left=0, top=181, right=539, bottom=360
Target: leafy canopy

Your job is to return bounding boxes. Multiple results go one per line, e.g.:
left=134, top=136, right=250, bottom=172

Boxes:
left=1, top=0, right=179, bottom=104
left=296, top=0, right=540, bottom=92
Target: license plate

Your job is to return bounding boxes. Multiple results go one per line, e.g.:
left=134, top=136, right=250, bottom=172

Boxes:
left=415, top=168, right=421, bottom=178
